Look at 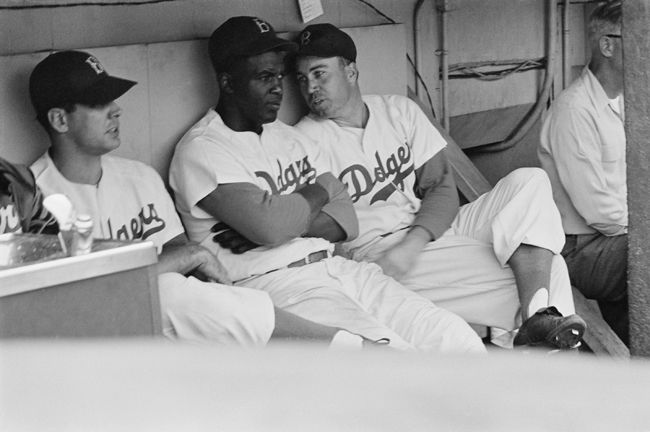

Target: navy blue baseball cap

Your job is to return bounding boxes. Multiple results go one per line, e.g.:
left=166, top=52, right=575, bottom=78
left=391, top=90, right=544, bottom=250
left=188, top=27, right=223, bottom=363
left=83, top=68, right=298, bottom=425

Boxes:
left=29, top=50, right=136, bottom=115
left=295, top=23, right=357, bottom=62
left=208, top=16, right=297, bottom=72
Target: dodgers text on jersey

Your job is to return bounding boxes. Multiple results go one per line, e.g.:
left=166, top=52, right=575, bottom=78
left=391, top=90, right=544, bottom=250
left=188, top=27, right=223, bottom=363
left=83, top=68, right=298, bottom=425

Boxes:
left=338, top=144, right=413, bottom=204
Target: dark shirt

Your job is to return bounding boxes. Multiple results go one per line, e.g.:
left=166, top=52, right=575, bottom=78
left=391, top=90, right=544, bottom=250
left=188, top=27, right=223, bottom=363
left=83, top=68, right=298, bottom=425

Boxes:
left=0, top=156, right=58, bottom=235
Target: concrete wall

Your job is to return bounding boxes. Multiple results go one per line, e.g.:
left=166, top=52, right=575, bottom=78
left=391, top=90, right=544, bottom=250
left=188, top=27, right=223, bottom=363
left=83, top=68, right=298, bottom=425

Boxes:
left=1, top=0, right=586, bottom=112
left=0, top=25, right=406, bottom=178
left=1, top=0, right=591, bottom=181
left=425, top=0, right=590, bottom=184
left=0, top=1, right=418, bottom=54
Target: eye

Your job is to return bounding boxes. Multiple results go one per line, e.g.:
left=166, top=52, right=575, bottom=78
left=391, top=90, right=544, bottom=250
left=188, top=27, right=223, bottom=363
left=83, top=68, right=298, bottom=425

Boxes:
left=314, top=70, right=325, bottom=79
left=296, top=74, right=307, bottom=84
left=259, top=73, right=274, bottom=82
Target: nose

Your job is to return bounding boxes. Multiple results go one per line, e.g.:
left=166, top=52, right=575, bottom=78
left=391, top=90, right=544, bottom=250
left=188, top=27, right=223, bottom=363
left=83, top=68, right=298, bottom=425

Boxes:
left=270, top=75, right=283, bottom=95
left=307, top=76, right=319, bottom=94
left=109, top=101, right=122, bottom=118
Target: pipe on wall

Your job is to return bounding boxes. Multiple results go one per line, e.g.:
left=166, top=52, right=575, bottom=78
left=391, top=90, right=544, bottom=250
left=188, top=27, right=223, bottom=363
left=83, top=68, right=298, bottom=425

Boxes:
left=563, top=0, right=571, bottom=88
left=413, top=0, right=426, bottom=97
left=438, top=0, right=450, bottom=131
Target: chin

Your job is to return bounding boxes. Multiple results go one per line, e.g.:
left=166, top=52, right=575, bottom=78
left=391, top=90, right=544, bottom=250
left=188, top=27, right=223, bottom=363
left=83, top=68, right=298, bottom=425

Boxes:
left=262, top=112, right=279, bottom=123
left=105, top=139, right=121, bottom=152
left=310, top=105, right=330, bottom=119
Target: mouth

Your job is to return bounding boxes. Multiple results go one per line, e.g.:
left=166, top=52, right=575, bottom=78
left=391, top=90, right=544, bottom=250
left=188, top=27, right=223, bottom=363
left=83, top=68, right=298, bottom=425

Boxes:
left=310, top=96, right=325, bottom=107
left=267, top=100, right=282, bottom=110
left=107, top=126, right=119, bottom=137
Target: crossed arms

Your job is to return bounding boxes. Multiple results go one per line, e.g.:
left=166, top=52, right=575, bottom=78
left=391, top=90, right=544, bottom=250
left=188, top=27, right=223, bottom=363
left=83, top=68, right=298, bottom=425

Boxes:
left=198, top=172, right=359, bottom=253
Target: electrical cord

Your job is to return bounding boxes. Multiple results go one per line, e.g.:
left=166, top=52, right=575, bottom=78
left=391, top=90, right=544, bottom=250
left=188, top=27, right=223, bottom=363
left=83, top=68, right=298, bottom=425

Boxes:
left=355, top=0, right=396, bottom=24
left=407, top=54, right=436, bottom=118
left=449, top=58, right=545, bottom=81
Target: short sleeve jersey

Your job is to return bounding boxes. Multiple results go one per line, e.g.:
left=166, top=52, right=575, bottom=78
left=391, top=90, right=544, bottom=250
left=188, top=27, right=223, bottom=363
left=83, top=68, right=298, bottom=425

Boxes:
left=295, top=94, right=446, bottom=256
left=31, top=153, right=183, bottom=252
left=170, top=109, right=333, bottom=282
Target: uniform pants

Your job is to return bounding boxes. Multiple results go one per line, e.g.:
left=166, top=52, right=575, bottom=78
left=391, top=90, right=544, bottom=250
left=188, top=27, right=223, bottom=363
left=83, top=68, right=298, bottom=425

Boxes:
left=158, top=272, right=275, bottom=347
left=239, top=256, right=486, bottom=354
left=363, top=168, right=576, bottom=331
left=562, top=233, right=628, bottom=345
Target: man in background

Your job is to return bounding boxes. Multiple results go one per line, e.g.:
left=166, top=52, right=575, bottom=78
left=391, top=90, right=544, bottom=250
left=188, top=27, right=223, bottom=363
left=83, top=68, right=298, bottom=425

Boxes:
left=538, top=1, right=627, bottom=344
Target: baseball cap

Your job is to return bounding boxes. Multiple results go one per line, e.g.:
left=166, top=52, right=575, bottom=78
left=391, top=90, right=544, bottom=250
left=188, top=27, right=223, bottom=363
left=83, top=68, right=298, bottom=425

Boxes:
left=29, top=50, right=136, bottom=116
left=208, top=16, right=297, bottom=72
left=295, top=23, right=357, bottom=62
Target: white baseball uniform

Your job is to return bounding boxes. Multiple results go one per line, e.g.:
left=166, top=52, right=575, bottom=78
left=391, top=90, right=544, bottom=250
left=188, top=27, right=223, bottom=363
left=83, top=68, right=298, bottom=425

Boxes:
left=31, top=152, right=274, bottom=347
left=169, top=108, right=486, bottom=354
left=295, top=94, right=576, bottom=331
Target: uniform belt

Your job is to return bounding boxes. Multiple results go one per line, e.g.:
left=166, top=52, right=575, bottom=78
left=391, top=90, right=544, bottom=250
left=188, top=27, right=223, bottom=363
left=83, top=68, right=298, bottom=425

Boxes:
left=287, top=250, right=331, bottom=268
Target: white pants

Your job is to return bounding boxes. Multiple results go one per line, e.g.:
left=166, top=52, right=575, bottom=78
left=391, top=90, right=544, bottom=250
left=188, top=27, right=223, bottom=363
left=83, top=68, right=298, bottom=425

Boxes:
left=362, top=168, right=576, bottom=330
left=239, top=256, right=486, bottom=354
left=158, top=272, right=275, bottom=347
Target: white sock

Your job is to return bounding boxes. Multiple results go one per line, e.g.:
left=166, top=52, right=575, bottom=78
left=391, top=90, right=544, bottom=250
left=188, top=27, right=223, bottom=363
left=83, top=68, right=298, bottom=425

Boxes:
left=328, top=330, right=364, bottom=350
left=527, top=287, right=549, bottom=318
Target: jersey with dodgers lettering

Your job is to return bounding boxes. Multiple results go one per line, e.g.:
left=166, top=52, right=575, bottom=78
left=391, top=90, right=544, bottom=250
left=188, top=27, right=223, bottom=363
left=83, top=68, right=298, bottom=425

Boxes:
left=295, top=94, right=446, bottom=258
left=169, top=109, right=333, bottom=282
left=30, top=153, right=184, bottom=252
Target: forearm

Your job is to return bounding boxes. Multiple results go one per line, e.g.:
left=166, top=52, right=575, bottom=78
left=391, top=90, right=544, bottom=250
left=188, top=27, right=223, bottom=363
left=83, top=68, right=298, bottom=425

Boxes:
left=307, top=183, right=359, bottom=241
left=305, top=211, right=347, bottom=242
left=402, top=225, right=431, bottom=253
left=199, top=182, right=328, bottom=246
left=412, top=152, right=459, bottom=241
left=375, top=225, right=430, bottom=279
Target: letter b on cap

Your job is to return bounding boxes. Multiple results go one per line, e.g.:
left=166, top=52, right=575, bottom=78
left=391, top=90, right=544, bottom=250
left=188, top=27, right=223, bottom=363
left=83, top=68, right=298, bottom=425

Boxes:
left=253, top=18, right=270, bottom=33
left=300, top=31, right=311, bottom=46
left=85, top=56, right=105, bottom=74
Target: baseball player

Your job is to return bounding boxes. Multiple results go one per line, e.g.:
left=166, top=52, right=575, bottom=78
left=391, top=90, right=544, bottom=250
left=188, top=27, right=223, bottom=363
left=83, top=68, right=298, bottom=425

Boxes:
left=27, top=50, right=366, bottom=348
left=169, top=16, right=486, bottom=354
left=1, top=156, right=57, bottom=235
left=292, top=23, right=586, bottom=349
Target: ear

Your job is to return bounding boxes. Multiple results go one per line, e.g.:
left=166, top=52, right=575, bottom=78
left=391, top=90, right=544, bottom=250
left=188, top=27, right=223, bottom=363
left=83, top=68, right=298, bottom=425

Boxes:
left=47, top=108, right=69, bottom=133
left=599, top=35, right=615, bottom=58
left=218, top=72, right=235, bottom=94
left=345, top=62, right=359, bottom=83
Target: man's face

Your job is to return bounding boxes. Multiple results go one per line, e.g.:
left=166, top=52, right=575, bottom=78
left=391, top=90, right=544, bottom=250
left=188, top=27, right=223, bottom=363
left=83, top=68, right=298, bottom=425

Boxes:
left=64, top=101, right=122, bottom=155
left=230, top=51, right=286, bottom=128
left=294, top=56, right=355, bottom=119
left=609, top=33, right=624, bottom=75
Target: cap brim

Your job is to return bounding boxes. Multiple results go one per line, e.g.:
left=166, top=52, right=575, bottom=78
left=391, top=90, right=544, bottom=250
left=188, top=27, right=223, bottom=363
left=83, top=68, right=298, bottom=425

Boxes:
left=296, top=44, right=341, bottom=60
left=75, top=75, right=137, bottom=106
left=238, top=37, right=297, bottom=57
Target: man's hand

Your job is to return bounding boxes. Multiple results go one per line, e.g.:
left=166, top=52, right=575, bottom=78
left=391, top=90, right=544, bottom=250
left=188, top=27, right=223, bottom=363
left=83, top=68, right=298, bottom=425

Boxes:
left=375, top=226, right=430, bottom=280
left=211, top=222, right=259, bottom=254
left=191, top=245, right=233, bottom=285
left=160, top=234, right=233, bottom=284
